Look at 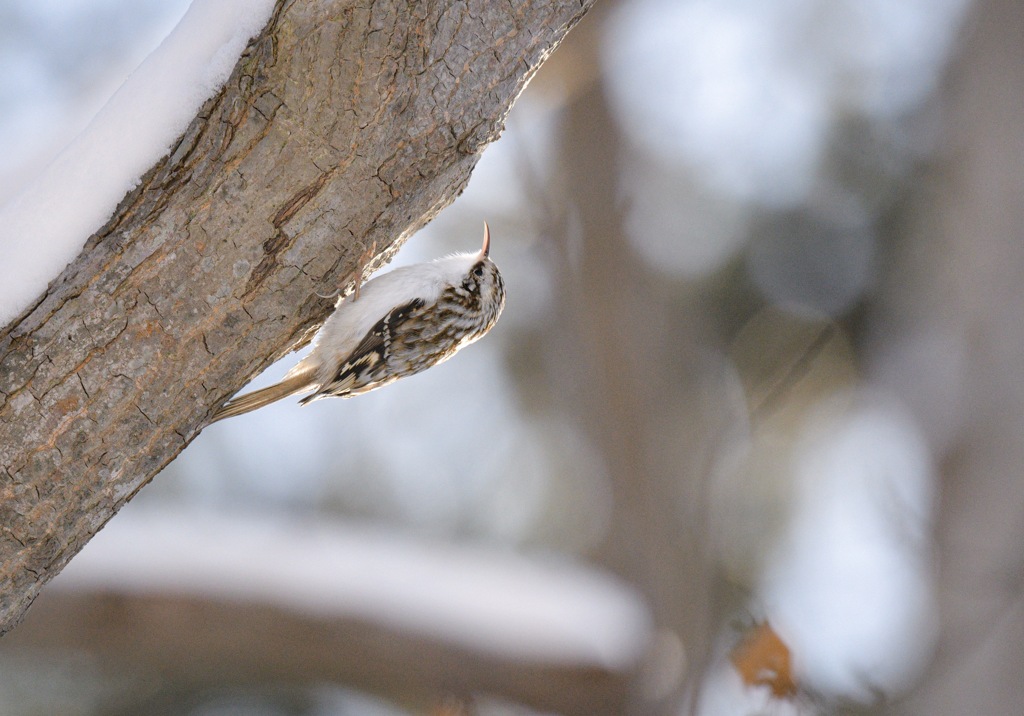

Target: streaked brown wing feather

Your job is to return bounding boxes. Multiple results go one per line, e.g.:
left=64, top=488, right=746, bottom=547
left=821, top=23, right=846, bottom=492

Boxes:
left=301, top=297, right=425, bottom=402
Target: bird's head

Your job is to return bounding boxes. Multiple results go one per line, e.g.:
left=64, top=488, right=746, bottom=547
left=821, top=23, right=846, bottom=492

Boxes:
left=423, top=222, right=506, bottom=345
left=462, top=222, right=505, bottom=325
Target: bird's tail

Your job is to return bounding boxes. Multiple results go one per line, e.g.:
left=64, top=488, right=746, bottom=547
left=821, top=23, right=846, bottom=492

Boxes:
left=210, top=367, right=318, bottom=423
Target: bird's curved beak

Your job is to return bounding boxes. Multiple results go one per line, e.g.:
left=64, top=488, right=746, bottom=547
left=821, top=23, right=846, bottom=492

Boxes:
left=479, top=221, right=491, bottom=259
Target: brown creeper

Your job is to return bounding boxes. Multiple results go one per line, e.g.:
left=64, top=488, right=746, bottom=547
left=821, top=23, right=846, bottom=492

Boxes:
left=211, top=223, right=505, bottom=421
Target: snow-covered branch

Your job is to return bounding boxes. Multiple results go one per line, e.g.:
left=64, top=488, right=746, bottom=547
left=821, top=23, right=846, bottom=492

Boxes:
left=4, top=512, right=647, bottom=713
left=0, top=0, right=593, bottom=634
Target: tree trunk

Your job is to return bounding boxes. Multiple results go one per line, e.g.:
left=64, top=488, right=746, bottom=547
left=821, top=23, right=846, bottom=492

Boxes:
left=0, top=0, right=593, bottom=634
left=539, top=10, right=728, bottom=712
left=875, top=0, right=1024, bottom=712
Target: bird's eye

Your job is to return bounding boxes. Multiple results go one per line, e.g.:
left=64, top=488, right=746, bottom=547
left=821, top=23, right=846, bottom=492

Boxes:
left=473, top=265, right=484, bottom=278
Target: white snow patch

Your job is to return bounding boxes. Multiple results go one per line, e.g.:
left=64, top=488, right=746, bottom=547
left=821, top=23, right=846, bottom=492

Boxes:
left=0, top=0, right=276, bottom=326
left=762, top=392, right=936, bottom=699
left=53, top=510, right=652, bottom=670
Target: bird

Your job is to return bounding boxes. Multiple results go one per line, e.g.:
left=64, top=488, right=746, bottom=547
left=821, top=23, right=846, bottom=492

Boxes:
left=210, top=223, right=505, bottom=422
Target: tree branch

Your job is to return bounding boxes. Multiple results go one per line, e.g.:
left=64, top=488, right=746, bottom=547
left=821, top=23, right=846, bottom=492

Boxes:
left=9, top=588, right=627, bottom=714
left=0, top=0, right=593, bottom=634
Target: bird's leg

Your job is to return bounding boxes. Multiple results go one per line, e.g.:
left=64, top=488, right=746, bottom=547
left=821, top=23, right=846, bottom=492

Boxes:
left=316, top=240, right=378, bottom=300
left=352, top=240, right=377, bottom=302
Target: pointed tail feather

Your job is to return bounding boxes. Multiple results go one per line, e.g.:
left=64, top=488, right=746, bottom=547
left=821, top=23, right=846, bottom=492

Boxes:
left=210, top=368, right=318, bottom=423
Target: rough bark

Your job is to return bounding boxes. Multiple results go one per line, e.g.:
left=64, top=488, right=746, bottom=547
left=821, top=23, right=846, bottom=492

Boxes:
left=0, top=0, right=593, bottom=634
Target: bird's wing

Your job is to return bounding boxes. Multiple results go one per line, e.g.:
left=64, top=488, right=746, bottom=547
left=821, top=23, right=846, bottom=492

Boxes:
left=301, top=297, right=425, bottom=402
